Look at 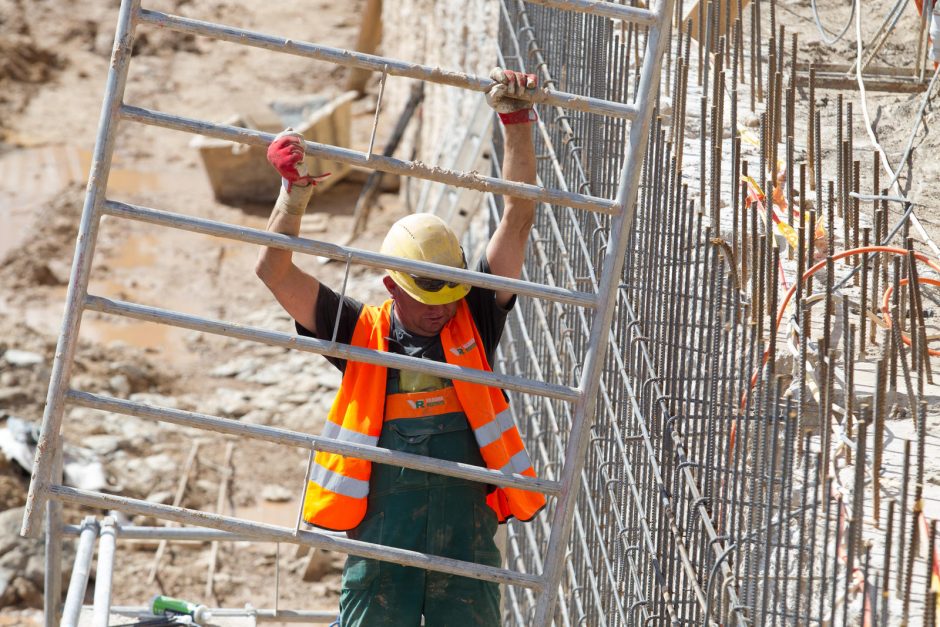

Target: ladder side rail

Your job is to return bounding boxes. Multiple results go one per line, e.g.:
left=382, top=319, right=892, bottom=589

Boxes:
left=48, top=484, right=544, bottom=590
left=531, top=0, right=676, bottom=623
left=120, top=105, right=620, bottom=216
left=66, top=388, right=563, bottom=495
left=102, top=199, right=595, bottom=309
left=522, top=0, right=657, bottom=25
left=21, top=0, right=142, bottom=540
left=138, top=9, right=639, bottom=121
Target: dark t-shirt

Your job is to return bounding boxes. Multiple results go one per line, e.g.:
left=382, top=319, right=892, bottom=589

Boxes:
left=295, top=258, right=514, bottom=374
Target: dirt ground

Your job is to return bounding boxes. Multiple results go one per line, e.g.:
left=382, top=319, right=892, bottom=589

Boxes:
left=1, top=0, right=939, bottom=624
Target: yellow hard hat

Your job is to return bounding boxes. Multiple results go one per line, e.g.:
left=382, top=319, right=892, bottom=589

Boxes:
left=380, top=213, right=470, bottom=305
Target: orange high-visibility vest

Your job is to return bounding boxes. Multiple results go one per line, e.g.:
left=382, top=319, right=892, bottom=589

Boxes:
left=302, top=299, right=546, bottom=531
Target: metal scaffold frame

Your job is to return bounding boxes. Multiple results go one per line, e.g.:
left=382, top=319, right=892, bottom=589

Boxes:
left=21, top=0, right=675, bottom=624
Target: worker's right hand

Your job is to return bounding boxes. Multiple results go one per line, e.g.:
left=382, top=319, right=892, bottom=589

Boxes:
left=266, top=129, right=329, bottom=193
left=486, top=67, right=538, bottom=124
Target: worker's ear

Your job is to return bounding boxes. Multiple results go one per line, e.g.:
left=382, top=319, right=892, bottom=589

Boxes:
left=382, top=275, right=398, bottom=296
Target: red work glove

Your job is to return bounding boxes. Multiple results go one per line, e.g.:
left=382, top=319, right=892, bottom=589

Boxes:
left=486, top=67, right=538, bottom=125
left=266, top=130, right=330, bottom=193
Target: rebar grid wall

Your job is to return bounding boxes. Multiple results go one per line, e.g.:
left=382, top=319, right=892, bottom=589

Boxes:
left=495, top=1, right=940, bottom=626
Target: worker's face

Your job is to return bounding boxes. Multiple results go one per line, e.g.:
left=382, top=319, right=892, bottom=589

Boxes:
left=384, top=276, right=459, bottom=337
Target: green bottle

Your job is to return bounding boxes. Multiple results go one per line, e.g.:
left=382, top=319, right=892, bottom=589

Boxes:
left=150, top=594, right=212, bottom=624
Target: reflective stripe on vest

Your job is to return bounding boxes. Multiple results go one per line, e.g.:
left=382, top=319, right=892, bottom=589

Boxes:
left=302, top=299, right=546, bottom=531
left=472, top=408, right=516, bottom=449
left=439, top=304, right=545, bottom=523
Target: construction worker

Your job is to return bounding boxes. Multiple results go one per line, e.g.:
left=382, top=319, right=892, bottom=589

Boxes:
left=256, top=68, right=545, bottom=626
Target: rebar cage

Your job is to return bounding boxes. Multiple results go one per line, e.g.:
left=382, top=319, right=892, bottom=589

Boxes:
left=496, top=1, right=940, bottom=625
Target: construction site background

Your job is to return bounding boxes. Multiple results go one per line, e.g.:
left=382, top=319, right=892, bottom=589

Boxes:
left=1, top=0, right=940, bottom=624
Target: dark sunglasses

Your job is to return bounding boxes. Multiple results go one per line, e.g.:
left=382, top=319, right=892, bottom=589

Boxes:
left=409, top=250, right=467, bottom=292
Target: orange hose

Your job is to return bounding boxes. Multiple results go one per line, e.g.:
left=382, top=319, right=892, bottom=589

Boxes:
left=880, top=277, right=940, bottom=357
left=725, top=245, right=938, bottom=621
left=731, top=247, right=940, bottom=443
left=747, top=246, right=940, bottom=401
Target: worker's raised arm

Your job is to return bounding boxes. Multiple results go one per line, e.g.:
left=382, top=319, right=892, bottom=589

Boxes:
left=255, top=131, right=330, bottom=333
left=484, top=68, right=538, bottom=308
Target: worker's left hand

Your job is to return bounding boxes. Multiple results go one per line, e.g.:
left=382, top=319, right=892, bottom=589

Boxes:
left=486, top=67, right=538, bottom=123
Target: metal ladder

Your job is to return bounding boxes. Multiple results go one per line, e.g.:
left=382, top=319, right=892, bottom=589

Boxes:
left=20, top=0, right=675, bottom=624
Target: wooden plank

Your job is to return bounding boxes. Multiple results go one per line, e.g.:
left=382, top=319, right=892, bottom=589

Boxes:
left=345, top=0, right=383, bottom=94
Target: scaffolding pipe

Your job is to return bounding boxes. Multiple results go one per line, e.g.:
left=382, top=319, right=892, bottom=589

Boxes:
left=102, top=199, right=598, bottom=309
left=92, top=518, right=118, bottom=627
left=138, top=9, right=639, bottom=120
left=119, top=105, right=621, bottom=216
left=48, top=484, right=545, bottom=590
left=66, top=388, right=563, bottom=495
left=60, top=517, right=99, bottom=627
left=109, top=606, right=339, bottom=623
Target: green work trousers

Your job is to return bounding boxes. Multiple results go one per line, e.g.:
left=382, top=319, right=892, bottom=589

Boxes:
left=339, top=410, right=501, bottom=627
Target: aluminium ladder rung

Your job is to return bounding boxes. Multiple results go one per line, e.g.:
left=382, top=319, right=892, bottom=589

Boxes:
left=67, top=388, right=563, bottom=495
left=102, top=199, right=597, bottom=309
left=83, top=295, right=581, bottom=402
left=138, top=9, right=639, bottom=121
left=119, top=105, right=621, bottom=216
left=49, top=484, right=545, bottom=589
left=523, top=0, right=657, bottom=25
